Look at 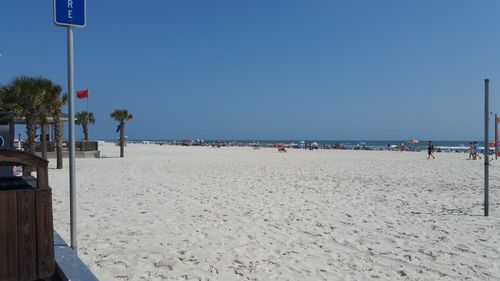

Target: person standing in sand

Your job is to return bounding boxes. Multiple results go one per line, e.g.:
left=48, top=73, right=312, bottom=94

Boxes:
left=468, top=142, right=474, bottom=160
left=427, top=141, right=435, bottom=159
left=474, top=141, right=482, bottom=160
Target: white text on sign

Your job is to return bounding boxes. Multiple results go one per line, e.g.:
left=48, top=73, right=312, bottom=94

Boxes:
left=68, top=0, right=73, bottom=19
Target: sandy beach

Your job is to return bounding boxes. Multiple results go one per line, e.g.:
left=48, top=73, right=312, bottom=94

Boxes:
left=48, top=143, right=500, bottom=281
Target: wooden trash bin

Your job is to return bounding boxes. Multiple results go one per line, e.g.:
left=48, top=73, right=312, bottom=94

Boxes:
left=0, top=150, right=54, bottom=281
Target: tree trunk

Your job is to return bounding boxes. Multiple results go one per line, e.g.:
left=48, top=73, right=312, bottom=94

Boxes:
left=8, top=120, right=15, bottom=149
left=54, top=114, right=63, bottom=169
left=83, top=124, right=89, bottom=141
left=26, top=116, right=36, bottom=155
left=41, top=121, right=48, bottom=160
left=120, top=122, right=124, bottom=158
left=24, top=116, right=36, bottom=176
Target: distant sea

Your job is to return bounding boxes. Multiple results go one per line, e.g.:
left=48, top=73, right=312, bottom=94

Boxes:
left=122, top=139, right=483, bottom=149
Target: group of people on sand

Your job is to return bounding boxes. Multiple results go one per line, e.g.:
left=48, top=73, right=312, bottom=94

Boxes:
left=468, top=141, right=482, bottom=160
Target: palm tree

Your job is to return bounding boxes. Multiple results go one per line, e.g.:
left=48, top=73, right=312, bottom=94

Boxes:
left=110, top=109, right=133, bottom=158
left=2, top=76, right=45, bottom=155
left=33, top=78, right=64, bottom=160
left=44, top=86, right=67, bottom=169
left=53, top=95, right=67, bottom=169
left=2, top=77, right=66, bottom=170
left=75, top=111, right=96, bottom=141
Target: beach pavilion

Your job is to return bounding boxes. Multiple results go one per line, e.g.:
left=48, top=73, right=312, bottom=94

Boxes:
left=13, top=113, right=69, bottom=144
left=13, top=113, right=99, bottom=158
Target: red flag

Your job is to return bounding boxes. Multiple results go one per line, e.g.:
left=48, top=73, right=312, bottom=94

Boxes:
left=76, top=89, right=89, bottom=99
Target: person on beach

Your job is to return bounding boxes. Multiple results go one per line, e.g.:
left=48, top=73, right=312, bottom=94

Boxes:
left=468, top=142, right=474, bottom=160
left=474, top=142, right=482, bottom=160
left=427, top=141, right=435, bottom=159
left=400, top=142, right=405, bottom=152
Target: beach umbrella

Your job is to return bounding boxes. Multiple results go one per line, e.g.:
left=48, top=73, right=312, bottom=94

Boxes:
left=408, top=139, right=419, bottom=144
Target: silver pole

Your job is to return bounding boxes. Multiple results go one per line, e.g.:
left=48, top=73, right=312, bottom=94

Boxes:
left=67, top=26, right=78, bottom=250
left=484, top=79, right=489, bottom=217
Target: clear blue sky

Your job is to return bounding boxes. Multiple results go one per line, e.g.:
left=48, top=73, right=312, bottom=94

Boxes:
left=1, top=1, right=500, bottom=140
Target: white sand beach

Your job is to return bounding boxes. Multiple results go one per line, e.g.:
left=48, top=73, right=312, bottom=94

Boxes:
left=49, top=143, right=500, bottom=281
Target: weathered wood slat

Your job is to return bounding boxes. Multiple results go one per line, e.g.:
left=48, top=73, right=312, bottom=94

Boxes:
left=36, top=168, right=49, bottom=189
left=35, top=188, right=55, bottom=279
left=0, top=176, right=35, bottom=190
left=0, top=149, right=48, bottom=170
left=0, top=149, right=49, bottom=187
left=0, top=191, right=19, bottom=281
left=17, top=190, right=37, bottom=281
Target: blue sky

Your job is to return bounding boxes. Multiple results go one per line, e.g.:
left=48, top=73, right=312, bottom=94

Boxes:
left=1, top=1, right=500, bottom=140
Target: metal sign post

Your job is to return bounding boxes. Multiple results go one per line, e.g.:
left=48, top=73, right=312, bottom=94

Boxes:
left=67, top=25, right=78, bottom=252
left=54, top=0, right=86, bottom=252
left=484, top=79, right=489, bottom=217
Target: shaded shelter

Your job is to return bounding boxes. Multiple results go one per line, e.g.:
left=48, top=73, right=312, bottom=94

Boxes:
left=14, top=113, right=69, bottom=143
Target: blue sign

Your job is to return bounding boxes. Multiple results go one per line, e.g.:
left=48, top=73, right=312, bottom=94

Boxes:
left=54, top=0, right=86, bottom=27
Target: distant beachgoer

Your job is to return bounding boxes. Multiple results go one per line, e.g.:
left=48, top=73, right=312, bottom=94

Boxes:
left=400, top=142, right=405, bottom=152
left=474, top=142, right=482, bottom=160
left=427, top=141, right=435, bottom=159
left=468, top=142, right=474, bottom=160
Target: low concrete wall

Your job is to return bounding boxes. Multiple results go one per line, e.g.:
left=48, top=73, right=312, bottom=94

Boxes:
left=54, top=232, right=99, bottom=281
left=36, top=151, right=101, bottom=159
